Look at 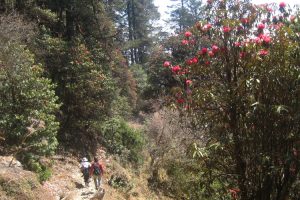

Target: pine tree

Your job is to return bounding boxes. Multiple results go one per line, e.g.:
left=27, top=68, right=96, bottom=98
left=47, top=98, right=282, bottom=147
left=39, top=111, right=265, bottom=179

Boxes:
left=124, top=0, right=159, bottom=64
left=168, top=0, right=204, bottom=33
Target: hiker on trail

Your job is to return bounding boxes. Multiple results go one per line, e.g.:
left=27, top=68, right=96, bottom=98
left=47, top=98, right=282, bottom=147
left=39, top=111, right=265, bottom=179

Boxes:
left=80, top=157, right=91, bottom=187
left=90, top=157, right=104, bottom=190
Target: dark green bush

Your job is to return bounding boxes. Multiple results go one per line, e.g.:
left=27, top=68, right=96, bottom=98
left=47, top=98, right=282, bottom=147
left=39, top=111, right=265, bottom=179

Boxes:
left=101, top=117, right=144, bottom=164
left=21, top=154, right=52, bottom=183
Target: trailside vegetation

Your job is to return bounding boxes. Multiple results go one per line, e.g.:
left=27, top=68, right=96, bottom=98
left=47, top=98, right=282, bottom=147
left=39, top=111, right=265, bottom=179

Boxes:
left=160, top=0, right=300, bottom=199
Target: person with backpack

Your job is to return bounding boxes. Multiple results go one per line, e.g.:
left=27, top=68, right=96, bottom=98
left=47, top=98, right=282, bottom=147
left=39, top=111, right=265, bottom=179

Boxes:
left=89, top=157, right=104, bottom=190
left=80, top=157, right=91, bottom=187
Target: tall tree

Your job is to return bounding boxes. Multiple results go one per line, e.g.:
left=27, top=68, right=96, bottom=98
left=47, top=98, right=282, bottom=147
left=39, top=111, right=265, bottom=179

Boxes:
left=0, top=0, right=136, bottom=150
left=125, top=0, right=160, bottom=64
left=0, top=14, right=60, bottom=157
left=168, top=0, right=204, bottom=33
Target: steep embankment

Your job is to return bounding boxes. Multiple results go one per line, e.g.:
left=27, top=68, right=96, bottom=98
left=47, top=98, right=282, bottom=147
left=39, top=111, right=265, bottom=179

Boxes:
left=0, top=156, right=55, bottom=200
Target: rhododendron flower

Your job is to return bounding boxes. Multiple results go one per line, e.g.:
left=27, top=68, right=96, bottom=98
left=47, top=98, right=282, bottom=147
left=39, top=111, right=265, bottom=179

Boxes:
left=163, top=61, right=171, bottom=67
left=186, top=57, right=198, bottom=65
left=241, top=18, right=249, bottom=25
left=176, top=68, right=189, bottom=75
left=279, top=2, right=286, bottom=8
left=199, top=47, right=208, bottom=55
left=207, top=0, right=213, bottom=4
left=171, top=65, right=181, bottom=73
left=239, top=51, right=246, bottom=58
left=202, top=23, right=212, bottom=31
left=254, top=37, right=262, bottom=44
left=212, top=45, right=219, bottom=53
left=192, top=57, right=198, bottom=64
left=185, top=31, right=192, bottom=37
left=186, top=59, right=193, bottom=65
left=186, top=79, right=192, bottom=86
left=259, top=49, right=269, bottom=56
left=181, top=39, right=189, bottom=45
left=205, top=61, right=210, bottom=66
left=234, top=42, right=241, bottom=47
left=260, top=34, right=271, bottom=44
left=208, top=51, right=214, bottom=57
left=257, top=23, right=265, bottom=30
left=223, top=26, right=231, bottom=33
left=177, top=98, right=185, bottom=104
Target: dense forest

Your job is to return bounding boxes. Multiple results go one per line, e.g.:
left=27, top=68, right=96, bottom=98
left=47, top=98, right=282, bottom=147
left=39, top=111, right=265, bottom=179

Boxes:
left=1, top=0, right=300, bottom=199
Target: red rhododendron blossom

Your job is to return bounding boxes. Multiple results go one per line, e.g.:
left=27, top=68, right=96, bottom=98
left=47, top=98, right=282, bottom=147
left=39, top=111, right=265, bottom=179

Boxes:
left=239, top=51, right=246, bottom=58
left=171, top=65, right=181, bottom=73
left=234, top=42, right=241, bottom=47
left=186, top=59, right=194, bottom=65
left=185, top=31, right=192, bottom=37
left=199, top=47, right=208, bottom=55
left=223, top=26, right=231, bottom=33
left=186, top=57, right=198, bottom=65
left=254, top=37, right=262, bottom=44
left=257, top=23, right=265, bottom=30
left=163, top=61, right=171, bottom=67
left=241, top=18, right=249, bottom=25
left=205, top=61, right=210, bottom=66
left=208, top=51, right=215, bottom=57
left=177, top=98, right=185, bottom=104
left=181, top=39, right=189, bottom=45
left=186, top=79, right=192, bottom=86
left=279, top=2, right=286, bottom=8
left=212, top=45, right=219, bottom=53
left=192, top=57, right=198, bottom=63
left=260, top=34, right=271, bottom=44
left=207, top=0, right=213, bottom=4
left=259, top=49, right=269, bottom=56
left=179, top=69, right=189, bottom=75
left=202, top=23, right=212, bottom=31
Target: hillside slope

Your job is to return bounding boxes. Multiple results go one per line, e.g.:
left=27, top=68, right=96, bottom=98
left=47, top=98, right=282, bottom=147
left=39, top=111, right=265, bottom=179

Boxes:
left=0, top=150, right=171, bottom=200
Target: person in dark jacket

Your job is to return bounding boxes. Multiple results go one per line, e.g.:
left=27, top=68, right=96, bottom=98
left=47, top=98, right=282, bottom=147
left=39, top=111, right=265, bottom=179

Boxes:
left=80, top=157, right=91, bottom=187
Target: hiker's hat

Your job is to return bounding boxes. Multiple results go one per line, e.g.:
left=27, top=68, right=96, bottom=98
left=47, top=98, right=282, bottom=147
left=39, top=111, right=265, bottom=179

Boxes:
left=82, top=157, right=88, bottom=162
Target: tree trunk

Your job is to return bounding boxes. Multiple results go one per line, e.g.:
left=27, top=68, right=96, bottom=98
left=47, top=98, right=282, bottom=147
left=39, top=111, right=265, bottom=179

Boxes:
left=66, top=1, right=75, bottom=40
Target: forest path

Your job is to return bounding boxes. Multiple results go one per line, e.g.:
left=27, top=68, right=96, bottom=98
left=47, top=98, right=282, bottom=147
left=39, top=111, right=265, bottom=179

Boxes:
left=44, top=150, right=109, bottom=200
left=61, top=168, right=101, bottom=200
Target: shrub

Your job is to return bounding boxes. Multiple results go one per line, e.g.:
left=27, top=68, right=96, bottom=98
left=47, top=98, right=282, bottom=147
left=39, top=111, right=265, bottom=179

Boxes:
left=100, top=117, right=144, bottom=164
left=0, top=42, right=60, bottom=157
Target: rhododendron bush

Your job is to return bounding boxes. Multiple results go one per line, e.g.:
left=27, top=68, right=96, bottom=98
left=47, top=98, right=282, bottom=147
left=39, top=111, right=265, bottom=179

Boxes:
left=162, top=0, right=300, bottom=199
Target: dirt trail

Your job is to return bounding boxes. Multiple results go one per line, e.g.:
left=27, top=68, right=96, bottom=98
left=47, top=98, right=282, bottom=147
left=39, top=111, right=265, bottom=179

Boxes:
left=44, top=150, right=109, bottom=200
left=1, top=146, right=170, bottom=200
left=59, top=167, right=102, bottom=200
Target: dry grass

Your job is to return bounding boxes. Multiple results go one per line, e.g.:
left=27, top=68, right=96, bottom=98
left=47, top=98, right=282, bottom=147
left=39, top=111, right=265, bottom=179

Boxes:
left=0, top=156, right=55, bottom=200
